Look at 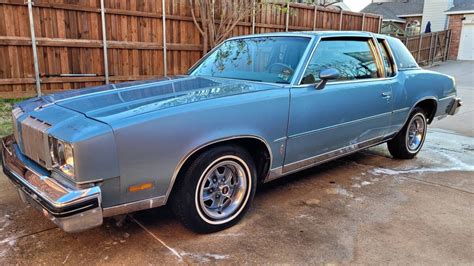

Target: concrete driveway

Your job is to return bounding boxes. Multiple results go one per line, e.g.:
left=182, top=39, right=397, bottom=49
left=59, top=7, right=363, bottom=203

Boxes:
left=1, top=61, right=473, bottom=264
left=430, top=60, right=474, bottom=136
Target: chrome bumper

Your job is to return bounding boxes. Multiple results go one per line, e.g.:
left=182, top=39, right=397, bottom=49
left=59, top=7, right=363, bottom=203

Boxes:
left=1, top=135, right=103, bottom=233
left=448, top=97, right=462, bottom=116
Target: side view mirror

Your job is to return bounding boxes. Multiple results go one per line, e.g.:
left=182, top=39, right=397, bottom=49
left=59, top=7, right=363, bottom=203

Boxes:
left=316, top=68, right=340, bottom=90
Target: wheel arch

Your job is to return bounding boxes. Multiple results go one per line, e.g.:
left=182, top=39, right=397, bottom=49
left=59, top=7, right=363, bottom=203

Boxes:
left=413, top=97, right=438, bottom=124
left=164, top=135, right=272, bottom=204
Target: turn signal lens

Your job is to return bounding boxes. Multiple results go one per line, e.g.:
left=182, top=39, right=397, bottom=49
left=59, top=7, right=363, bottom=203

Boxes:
left=128, top=183, right=154, bottom=192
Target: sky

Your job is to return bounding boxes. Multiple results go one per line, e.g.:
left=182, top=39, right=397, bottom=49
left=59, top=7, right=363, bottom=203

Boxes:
left=344, top=0, right=372, bottom=12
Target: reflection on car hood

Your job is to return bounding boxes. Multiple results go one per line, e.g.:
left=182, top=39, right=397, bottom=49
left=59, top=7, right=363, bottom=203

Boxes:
left=39, top=76, right=273, bottom=122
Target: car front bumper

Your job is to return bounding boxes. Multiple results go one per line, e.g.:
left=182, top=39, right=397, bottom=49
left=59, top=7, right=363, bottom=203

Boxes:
left=1, top=135, right=103, bottom=233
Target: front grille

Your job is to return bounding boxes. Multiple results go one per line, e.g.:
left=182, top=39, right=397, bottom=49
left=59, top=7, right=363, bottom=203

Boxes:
left=19, top=116, right=52, bottom=168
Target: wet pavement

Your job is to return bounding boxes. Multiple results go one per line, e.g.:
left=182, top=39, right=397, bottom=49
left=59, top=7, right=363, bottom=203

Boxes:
left=1, top=61, right=473, bottom=264
left=429, top=60, right=474, bottom=136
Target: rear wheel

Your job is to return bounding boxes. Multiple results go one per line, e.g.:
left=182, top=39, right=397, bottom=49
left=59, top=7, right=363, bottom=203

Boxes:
left=388, top=107, right=427, bottom=159
left=171, top=145, right=256, bottom=233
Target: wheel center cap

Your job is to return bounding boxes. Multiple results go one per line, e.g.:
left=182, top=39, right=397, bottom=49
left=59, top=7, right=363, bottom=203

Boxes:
left=220, top=185, right=230, bottom=195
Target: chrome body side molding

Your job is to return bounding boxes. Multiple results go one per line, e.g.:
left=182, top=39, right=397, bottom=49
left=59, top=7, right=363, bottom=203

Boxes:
left=102, top=196, right=166, bottom=217
left=265, top=136, right=386, bottom=182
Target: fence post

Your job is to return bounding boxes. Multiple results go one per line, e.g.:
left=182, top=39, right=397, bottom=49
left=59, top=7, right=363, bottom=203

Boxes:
left=251, top=0, right=256, bottom=34
left=378, top=16, right=382, bottom=33
left=427, top=33, right=434, bottom=65
left=361, top=13, right=365, bottom=31
left=99, top=0, right=109, bottom=84
left=313, top=5, right=317, bottom=30
left=339, top=9, right=343, bottom=30
left=417, top=34, right=423, bottom=62
left=444, top=30, right=451, bottom=61
left=285, top=2, right=290, bottom=32
left=27, top=0, right=41, bottom=96
left=162, top=0, right=167, bottom=76
left=432, top=32, right=438, bottom=65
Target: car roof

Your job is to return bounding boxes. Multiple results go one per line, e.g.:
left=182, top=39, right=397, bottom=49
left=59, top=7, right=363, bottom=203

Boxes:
left=228, top=31, right=394, bottom=41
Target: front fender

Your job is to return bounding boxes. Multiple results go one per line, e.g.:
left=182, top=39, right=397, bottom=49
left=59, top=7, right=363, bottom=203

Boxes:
left=109, top=88, right=290, bottom=205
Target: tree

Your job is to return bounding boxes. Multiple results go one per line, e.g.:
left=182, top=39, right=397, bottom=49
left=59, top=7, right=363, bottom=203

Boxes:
left=189, top=0, right=263, bottom=53
left=296, top=0, right=341, bottom=7
left=188, top=0, right=341, bottom=53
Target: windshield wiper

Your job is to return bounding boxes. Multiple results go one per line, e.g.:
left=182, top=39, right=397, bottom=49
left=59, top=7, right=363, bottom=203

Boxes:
left=237, top=78, right=263, bottom=82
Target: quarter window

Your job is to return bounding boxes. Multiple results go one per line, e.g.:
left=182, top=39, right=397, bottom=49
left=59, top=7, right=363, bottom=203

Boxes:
left=387, top=38, right=419, bottom=70
left=301, top=39, right=379, bottom=84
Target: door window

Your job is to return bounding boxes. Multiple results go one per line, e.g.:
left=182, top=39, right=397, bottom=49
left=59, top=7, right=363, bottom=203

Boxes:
left=378, top=39, right=396, bottom=77
left=301, top=39, right=380, bottom=84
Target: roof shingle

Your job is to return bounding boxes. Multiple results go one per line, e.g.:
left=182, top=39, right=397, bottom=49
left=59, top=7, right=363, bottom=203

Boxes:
left=362, top=0, right=424, bottom=21
left=446, top=0, right=474, bottom=13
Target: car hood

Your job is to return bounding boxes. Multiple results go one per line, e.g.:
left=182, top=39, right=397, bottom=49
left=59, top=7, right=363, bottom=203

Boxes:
left=35, top=76, right=274, bottom=122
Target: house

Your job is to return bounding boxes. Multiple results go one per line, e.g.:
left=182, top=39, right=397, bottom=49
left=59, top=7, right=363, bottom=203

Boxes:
left=446, top=0, right=474, bottom=60
left=362, top=0, right=425, bottom=36
left=363, top=0, right=473, bottom=60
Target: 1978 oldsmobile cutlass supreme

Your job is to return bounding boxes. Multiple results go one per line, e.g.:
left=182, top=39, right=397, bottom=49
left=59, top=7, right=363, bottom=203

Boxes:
left=2, top=31, right=462, bottom=233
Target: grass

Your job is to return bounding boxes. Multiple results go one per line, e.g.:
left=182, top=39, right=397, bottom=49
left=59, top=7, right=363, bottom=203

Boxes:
left=0, top=98, right=27, bottom=137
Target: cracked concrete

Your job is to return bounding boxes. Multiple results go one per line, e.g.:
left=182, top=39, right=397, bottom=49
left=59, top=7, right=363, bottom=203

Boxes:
left=0, top=61, right=473, bottom=264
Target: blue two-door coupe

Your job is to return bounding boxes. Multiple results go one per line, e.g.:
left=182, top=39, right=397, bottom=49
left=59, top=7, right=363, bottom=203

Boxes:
left=2, top=31, right=461, bottom=233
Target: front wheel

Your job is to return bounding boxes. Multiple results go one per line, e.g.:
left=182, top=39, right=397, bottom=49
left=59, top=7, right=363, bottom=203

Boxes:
left=171, top=145, right=256, bottom=233
left=387, top=107, right=428, bottom=159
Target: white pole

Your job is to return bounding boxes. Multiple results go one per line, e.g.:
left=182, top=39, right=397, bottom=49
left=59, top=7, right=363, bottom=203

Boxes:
left=313, top=5, right=318, bottom=30
left=27, top=0, right=41, bottom=96
left=251, top=0, right=256, bottom=34
left=100, top=0, right=109, bottom=84
left=162, top=0, right=167, bottom=76
left=285, top=2, right=290, bottom=32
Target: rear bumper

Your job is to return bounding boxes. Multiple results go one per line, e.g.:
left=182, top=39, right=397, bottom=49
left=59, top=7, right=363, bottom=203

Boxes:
left=448, top=97, right=462, bottom=116
left=1, top=135, right=103, bottom=233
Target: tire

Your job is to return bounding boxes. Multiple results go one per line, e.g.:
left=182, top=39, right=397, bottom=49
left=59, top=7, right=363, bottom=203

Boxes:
left=171, top=145, right=257, bottom=233
left=387, top=107, right=428, bottom=159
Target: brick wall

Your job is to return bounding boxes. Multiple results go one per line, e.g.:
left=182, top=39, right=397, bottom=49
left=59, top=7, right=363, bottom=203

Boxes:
left=447, top=14, right=464, bottom=60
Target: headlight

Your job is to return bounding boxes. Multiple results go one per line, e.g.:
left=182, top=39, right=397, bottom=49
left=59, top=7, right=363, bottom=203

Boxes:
left=49, top=136, right=75, bottom=178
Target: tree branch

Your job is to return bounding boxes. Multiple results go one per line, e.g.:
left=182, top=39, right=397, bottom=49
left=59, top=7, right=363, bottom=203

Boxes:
left=188, top=0, right=205, bottom=36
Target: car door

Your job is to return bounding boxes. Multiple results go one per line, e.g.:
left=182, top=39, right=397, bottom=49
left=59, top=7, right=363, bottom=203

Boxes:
left=283, top=36, right=394, bottom=172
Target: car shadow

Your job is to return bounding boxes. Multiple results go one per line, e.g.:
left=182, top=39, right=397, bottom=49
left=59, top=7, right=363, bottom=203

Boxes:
left=130, top=147, right=392, bottom=235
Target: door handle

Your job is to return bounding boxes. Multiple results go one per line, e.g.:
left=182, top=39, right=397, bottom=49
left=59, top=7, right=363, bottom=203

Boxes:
left=381, top=92, right=392, bottom=98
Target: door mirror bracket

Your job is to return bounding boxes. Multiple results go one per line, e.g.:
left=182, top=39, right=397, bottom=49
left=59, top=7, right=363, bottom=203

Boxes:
left=315, top=68, right=340, bottom=90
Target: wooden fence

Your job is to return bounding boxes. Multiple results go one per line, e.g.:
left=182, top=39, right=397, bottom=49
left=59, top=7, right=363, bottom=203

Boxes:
left=0, top=0, right=382, bottom=98
left=399, top=30, right=451, bottom=66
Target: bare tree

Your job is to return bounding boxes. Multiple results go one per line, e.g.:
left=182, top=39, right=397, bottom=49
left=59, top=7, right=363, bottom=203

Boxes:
left=188, top=0, right=341, bottom=54
left=296, top=0, right=341, bottom=7
left=189, top=0, right=264, bottom=53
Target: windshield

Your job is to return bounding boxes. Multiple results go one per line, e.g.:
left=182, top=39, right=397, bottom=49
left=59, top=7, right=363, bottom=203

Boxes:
left=189, top=36, right=311, bottom=84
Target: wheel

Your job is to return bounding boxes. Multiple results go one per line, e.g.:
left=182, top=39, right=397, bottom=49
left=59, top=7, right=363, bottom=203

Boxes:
left=387, top=107, right=428, bottom=159
left=171, top=145, right=257, bottom=233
